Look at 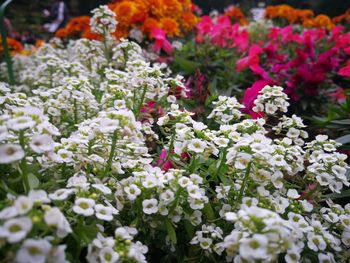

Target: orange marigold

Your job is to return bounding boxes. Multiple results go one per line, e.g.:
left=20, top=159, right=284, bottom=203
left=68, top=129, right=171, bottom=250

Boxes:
left=313, top=14, right=335, bottom=30
left=160, top=17, right=180, bottom=37
left=0, top=38, right=24, bottom=56
left=110, top=1, right=138, bottom=25
left=142, top=17, right=161, bottom=34
left=180, top=11, right=198, bottom=32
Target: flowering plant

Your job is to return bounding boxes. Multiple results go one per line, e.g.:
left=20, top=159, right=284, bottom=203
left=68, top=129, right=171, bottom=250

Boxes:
left=0, top=5, right=349, bottom=263
left=172, top=11, right=350, bottom=120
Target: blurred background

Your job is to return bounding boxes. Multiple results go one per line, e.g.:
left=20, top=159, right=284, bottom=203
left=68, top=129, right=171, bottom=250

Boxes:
left=4, top=0, right=350, bottom=37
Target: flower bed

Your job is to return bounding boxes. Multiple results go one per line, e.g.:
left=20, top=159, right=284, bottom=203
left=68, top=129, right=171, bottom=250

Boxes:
left=0, top=5, right=350, bottom=263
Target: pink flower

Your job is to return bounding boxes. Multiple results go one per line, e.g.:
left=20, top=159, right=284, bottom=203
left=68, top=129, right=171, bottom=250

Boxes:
left=197, top=16, right=214, bottom=35
left=150, top=28, right=173, bottom=54
left=242, top=79, right=273, bottom=119
left=236, top=44, right=263, bottom=72
left=157, top=149, right=173, bottom=172
left=338, top=62, right=350, bottom=77
left=328, top=88, right=346, bottom=103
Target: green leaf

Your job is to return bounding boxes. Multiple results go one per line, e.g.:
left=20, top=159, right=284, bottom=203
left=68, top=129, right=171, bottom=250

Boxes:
left=203, top=203, right=215, bottom=221
left=331, top=119, right=350, bottom=125
left=336, top=134, right=350, bottom=145
left=28, top=173, right=39, bottom=189
left=74, top=224, right=99, bottom=246
left=322, top=189, right=350, bottom=200
left=174, top=57, right=200, bottom=74
left=165, top=219, right=177, bottom=244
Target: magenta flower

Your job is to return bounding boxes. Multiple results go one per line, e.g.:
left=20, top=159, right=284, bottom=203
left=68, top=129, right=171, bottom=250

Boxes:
left=150, top=28, right=173, bottom=55
left=157, top=149, right=174, bottom=172
left=242, top=79, right=273, bottom=119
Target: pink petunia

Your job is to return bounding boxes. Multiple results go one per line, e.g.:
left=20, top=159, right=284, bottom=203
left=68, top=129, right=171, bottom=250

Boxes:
left=338, top=62, right=350, bottom=77
left=150, top=28, right=173, bottom=54
left=242, top=79, right=273, bottom=119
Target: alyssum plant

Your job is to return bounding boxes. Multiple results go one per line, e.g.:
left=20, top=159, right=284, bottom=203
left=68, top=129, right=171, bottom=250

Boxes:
left=0, top=5, right=349, bottom=263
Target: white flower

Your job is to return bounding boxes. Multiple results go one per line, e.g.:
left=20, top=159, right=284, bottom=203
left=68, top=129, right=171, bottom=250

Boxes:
left=95, top=204, right=114, bottom=221
left=28, top=190, right=50, bottom=203
left=7, top=116, right=35, bottom=131
left=0, top=144, right=24, bottom=164
left=307, top=233, right=326, bottom=251
left=178, top=176, right=193, bottom=188
left=0, top=217, right=32, bottom=243
left=99, top=246, right=120, bottom=263
left=234, top=153, right=252, bottom=170
left=142, top=199, right=158, bottom=215
left=287, top=189, right=300, bottom=199
left=30, top=134, right=55, bottom=153
left=99, top=118, right=120, bottom=133
left=15, top=239, right=51, bottom=263
left=239, top=234, right=269, bottom=260
left=44, top=207, right=72, bottom=238
left=14, top=196, right=34, bottom=215
left=92, top=184, right=112, bottom=195
left=115, top=226, right=137, bottom=240
left=199, top=237, right=212, bottom=250
left=48, top=188, right=73, bottom=201
left=341, top=230, right=350, bottom=246
left=124, top=184, right=141, bottom=200
left=287, top=128, right=300, bottom=139
left=160, top=190, right=175, bottom=204
left=0, top=206, right=18, bottom=220
left=187, top=139, right=206, bottom=153
left=187, top=185, right=202, bottom=199
left=318, top=252, right=335, bottom=263
left=265, top=103, right=277, bottom=114
left=73, top=198, right=95, bottom=216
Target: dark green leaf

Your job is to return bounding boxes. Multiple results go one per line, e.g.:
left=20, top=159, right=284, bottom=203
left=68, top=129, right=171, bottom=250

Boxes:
left=174, top=57, right=200, bottom=74
left=165, top=219, right=177, bottom=244
left=336, top=134, right=350, bottom=145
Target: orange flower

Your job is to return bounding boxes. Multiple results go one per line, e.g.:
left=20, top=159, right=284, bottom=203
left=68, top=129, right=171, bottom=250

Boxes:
left=55, top=28, right=68, bottom=38
left=111, top=1, right=138, bottom=25
left=224, top=6, right=248, bottom=25
left=142, top=17, right=161, bottom=34
left=0, top=38, right=23, bottom=56
left=180, top=11, right=198, bottom=32
left=112, top=24, right=130, bottom=39
left=313, top=14, right=335, bottom=30
left=160, top=17, right=180, bottom=37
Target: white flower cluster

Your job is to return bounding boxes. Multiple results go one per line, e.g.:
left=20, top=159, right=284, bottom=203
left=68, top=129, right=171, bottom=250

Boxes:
left=306, top=135, right=349, bottom=193
left=253, top=85, right=290, bottom=114
left=208, top=96, right=244, bottom=124
left=90, top=5, right=118, bottom=35
left=0, top=8, right=349, bottom=262
left=273, top=114, right=308, bottom=145
left=0, top=191, right=71, bottom=263
left=223, top=206, right=298, bottom=262
left=87, top=227, right=148, bottom=263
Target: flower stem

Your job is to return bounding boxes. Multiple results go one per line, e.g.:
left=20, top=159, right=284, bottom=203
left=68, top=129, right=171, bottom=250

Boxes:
left=104, top=130, right=118, bottom=177
left=19, top=131, right=30, bottom=194
left=134, top=85, right=147, bottom=119
left=73, top=99, right=78, bottom=125
left=236, top=162, right=252, bottom=205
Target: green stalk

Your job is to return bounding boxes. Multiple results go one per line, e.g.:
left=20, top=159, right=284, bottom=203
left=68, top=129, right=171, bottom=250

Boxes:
left=134, top=85, right=147, bottom=119
left=103, top=130, right=118, bottom=177
left=103, top=27, right=110, bottom=64
left=236, top=162, right=252, bottom=205
left=73, top=99, right=78, bottom=125
left=19, top=131, right=30, bottom=194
